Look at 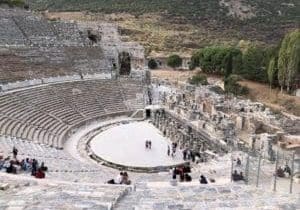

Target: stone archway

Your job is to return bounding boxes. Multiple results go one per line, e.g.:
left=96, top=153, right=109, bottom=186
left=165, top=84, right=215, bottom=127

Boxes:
left=119, top=52, right=131, bottom=76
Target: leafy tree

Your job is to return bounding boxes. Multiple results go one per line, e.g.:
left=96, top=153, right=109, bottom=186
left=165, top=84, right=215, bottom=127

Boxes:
left=148, top=58, right=158, bottom=69
left=189, top=50, right=202, bottom=70
left=267, top=57, right=277, bottom=88
left=192, top=46, right=242, bottom=75
left=278, top=29, right=300, bottom=92
left=167, top=54, right=182, bottom=69
left=224, top=52, right=233, bottom=78
left=242, top=46, right=268, bottom=83
left=286, top=31, right=300, bottom=92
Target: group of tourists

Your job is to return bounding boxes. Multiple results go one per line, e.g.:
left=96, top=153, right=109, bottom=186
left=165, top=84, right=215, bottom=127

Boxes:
left=107, top=171, right=131, bottom=185
left=0, top=146, right=47, bottom=179
left=170, top=165, right=212, bottom=184
left=182, top=149, right=202, bottom=163
left=232, top=170, right=244, bottom=181
left=171, top=165, right=192, bottom=182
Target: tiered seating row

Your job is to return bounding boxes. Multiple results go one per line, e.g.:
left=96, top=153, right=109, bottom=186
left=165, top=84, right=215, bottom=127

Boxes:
left=0, top=79, right=145, bottom=148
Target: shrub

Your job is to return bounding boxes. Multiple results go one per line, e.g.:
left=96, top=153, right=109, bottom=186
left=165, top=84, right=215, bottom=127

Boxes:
left=188, top=73, right=208, bottom=85
left=167, top=54, right=182, bottom=69
left=148, top=58, right=158, bottom=69
left=224, top=74, right=249, bottom=96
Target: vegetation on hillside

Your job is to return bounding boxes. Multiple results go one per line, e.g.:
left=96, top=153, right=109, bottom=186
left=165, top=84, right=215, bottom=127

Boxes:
left=29, top=0, right=299, bottom=52
left=188, top=72, right=208, bottom=86
left=191, top=30, right=300, bottom=94
left=0, top=0, right=24, bottom=7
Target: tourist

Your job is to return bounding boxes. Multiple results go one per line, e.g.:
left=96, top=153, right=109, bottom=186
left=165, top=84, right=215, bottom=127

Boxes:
left=40, top=162, right=48, bottom=172
left=284, top=164, right=291, bottom=176
left=122, top=172, right=131, bottom=185
left=12, top=146, right=18, bottom=159
left=184, top=173, right=192, bottom=182
left=31, top=159, right=38, bottom=176
left=276, top=166, right=285, bottom=177
left=239, top=172, right=244, bottom=181
left=187, top=150, right=191, bottom=160
left=183, top=150, right=187, bottom=160
left=145, top=141, right=148, bottom=149
left=191, top=152, right=195, bottom=162
left=148, top=141, right=152, bottom=149
left=232, top=170, right=239, bottom=181
left=172, top=167, right=177, bottom=179
left=200, top=175, right=208, bottom=184
left=179, top=171, right=184, bottom=182
left=35, top=168, right=45, bottom=179
left=6, top=160, right=17, bottom=174
left=237, top=158, right=242, bottom=166
left=167, top=146, right=170, bottom=156
left=116, top=172, right=124, bottom=184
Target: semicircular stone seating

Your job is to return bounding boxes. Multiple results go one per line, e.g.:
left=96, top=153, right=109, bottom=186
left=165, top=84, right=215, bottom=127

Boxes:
left=0, top=79, right=145, bottom=149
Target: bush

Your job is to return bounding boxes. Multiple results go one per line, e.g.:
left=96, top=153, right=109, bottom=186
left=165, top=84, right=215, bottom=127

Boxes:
left=188, top=73, right=208, bottom=85
left=224, top=74, right=249, bottom=96
left=148, top=58, right=158, bottom=69
left=167, top=54, right=182, bottom=69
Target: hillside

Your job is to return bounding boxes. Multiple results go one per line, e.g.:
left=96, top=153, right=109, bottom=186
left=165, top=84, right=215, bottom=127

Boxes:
left=28, top=0, right=299, bottom=54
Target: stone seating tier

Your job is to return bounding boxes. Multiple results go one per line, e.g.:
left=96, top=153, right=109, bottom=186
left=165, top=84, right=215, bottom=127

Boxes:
left=0, top=79, right=145, bottom=148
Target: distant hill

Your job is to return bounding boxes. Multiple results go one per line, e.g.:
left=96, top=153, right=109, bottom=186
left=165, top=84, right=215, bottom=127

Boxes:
left=26, top=0, right=299, bottom=50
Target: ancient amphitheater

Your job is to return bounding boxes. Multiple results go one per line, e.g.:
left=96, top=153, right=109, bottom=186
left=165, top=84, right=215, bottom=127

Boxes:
left=0, top=8, right=299, bottom=210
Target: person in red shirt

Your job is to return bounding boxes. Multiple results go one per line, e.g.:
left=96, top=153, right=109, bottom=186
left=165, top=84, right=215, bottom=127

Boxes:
left=35, top=168, right=45, bottom=179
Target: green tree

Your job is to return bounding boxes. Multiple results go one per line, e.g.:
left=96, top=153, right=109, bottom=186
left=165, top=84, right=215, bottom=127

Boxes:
left=267, top=57, right=277, bottom=88
left=193, top=46, right=242, bottom=75
left=278, top=29, right=300, bottom=92
left=148, top=58, right=158, bottom=69
left=167, top=54, right=182, bottom=69
left=242, top=46, right=268, bottom=83
left=286, top=31, right=300, bottom=92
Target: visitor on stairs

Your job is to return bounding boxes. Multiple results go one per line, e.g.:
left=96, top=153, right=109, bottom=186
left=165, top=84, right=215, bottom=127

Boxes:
left=40, top=162, right=48, bottom=172
left=116, top=172, right=124, bottom=184
left=107, top=171, right=131, bottom=185
left=184, top=173, right=192, bottom=182
left=200, top=175, right=208, bottom=184
left=167, top=146, right=170, bottom=156
left=12, top=146, right=18, bottom=159
left=35, top=168, right=45, bottom=179
left=31, top=159, right=38, bottom=176
left=121, top=172, right=131, bottom=185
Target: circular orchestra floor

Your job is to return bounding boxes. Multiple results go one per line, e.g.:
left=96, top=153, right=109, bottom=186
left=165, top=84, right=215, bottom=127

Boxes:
left=89, top=121, right=185, bottom=168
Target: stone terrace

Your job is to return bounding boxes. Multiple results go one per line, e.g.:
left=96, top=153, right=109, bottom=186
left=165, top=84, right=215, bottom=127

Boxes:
left=115, top=182, right=299, bottom=210
left=0, top=174, right=132, bottom=210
